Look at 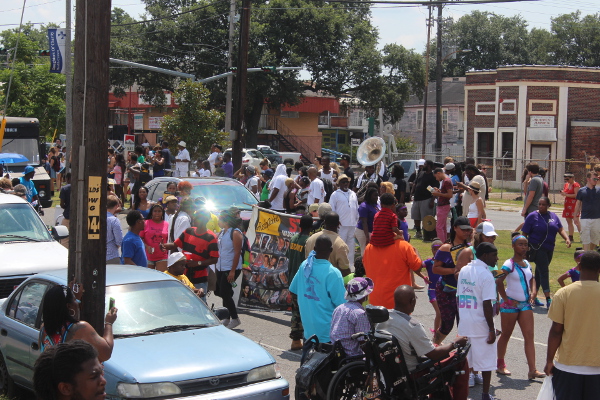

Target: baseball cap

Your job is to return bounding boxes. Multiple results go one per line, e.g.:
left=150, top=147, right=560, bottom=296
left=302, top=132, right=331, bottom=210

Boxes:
left=476, top=221, right=498, bottom=237
left=308, top=203, right=319, bottom=213
left=24, top=166, right=35, bottom=174
left=178, top=141, right=187, bottom=147
left=246, top=165, right=256, bottom=174
left=341, top=154, right=351, bottom=161
left=345, top=277, right=374, bottom=302
left=453, top=216, right=472, bottom=230
left=444, top=163, right=455, bottom=171
left=262, top=169, right=274, bottom=178
left=317, top=203, right=332, bottom=218
left=417, top=159, right=425, bottom=166
left=167, top=252, right=186, bottom=268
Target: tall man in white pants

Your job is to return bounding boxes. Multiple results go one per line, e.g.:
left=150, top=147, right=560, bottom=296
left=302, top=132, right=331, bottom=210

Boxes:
left=329, top=174, right=359, bottom=267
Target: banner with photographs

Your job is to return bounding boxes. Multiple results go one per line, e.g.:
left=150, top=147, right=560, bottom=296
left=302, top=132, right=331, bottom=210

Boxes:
left=238, top=207, right=301, bottom=310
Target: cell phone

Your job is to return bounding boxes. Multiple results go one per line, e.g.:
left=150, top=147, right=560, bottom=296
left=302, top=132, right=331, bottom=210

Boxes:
left=231, top=282, right=237, bottom=288
left=109, top=297, right=116, bottom=310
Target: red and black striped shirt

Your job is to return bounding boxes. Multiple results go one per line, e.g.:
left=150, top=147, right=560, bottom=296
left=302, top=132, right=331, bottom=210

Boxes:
left=174, top=228, right=219, bottom=283
left=370, top=207, right=398, bottom=247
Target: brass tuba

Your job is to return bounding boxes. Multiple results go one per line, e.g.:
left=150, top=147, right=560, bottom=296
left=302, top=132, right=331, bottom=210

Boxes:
left=355, top=137, right=386, bottom=201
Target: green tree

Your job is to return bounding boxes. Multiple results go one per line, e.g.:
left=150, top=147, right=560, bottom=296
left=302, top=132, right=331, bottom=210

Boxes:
left=551, top=12, right=600, bottom=67
left=160, top=80, right=225, bottom=160
left=1, top=27, right=66, bottom=140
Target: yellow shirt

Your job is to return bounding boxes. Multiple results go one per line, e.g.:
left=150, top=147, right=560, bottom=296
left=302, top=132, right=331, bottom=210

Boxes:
left=548, top=281, right=600, bottom=367
left=164, top=271, right=195, bottom=290
left=207, top=213, right=221, bottom=233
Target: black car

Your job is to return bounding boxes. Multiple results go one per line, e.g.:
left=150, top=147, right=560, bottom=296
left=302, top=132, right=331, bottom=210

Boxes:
left=257, top=148, right=283, bottom=166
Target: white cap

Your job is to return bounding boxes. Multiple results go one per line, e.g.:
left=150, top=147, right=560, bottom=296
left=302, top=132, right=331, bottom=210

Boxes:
left=178, top=141, right=187, bottom=147
left=417, top=159, right=425, bottom=166
left=167, top=252, right=186, bottom=268
left=476, top=221, right=498, bottom=237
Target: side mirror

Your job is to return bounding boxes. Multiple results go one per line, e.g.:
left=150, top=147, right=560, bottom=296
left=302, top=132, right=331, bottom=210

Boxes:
left=212, top=307, right=230, bottom=321
left=51, top=225, right=69, bottom=241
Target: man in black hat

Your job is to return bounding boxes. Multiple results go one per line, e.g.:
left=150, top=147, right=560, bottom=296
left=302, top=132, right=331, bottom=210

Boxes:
left=339, top=154, right=355, bottom=189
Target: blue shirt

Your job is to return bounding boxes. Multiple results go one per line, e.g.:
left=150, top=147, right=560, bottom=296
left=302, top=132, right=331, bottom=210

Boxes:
left=522, top=211, right=563, bottom=251
left=289, top=258, right=346, bottom=342
left=576, top=186, right=600, bottom=219
left=121, top=231, right=147, bottom=268
left=356, top=202, right=379, bottom=232
left=107, top=212, right=123, bottom=261
left=19, top=177, right=37, bottom=202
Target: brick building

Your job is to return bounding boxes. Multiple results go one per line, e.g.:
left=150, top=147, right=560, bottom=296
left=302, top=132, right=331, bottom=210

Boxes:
left=465, top=65, right=600, bottom=189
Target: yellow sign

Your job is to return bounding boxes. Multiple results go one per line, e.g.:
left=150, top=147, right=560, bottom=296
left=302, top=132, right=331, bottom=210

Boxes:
left=0, top=117, right=6, bottom=152
left=87, top=176, right=102, bottom=239
left=255, top=211, right=282, bottom=236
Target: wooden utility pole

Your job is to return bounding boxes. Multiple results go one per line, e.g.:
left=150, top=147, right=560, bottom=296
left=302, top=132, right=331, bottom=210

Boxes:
left=69, top=0, right=111, bottom=332
left=435, top=4, right=443, bottom=156
left=232, top=0, right=251, bottom=171
left=421, top=1, right=433, bottom=158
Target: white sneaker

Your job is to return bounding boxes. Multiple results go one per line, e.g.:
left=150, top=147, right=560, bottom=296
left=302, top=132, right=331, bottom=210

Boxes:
left=221, top=318, right=230, bottom=327
left=474, top=373, right=484, bottom=385
left=227, top=318, right=241, bottom=329
left=468, top=373, right=475, bottom=387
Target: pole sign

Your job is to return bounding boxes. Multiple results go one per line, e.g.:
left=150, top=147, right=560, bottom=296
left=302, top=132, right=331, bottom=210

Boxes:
left=351, top=138, right=361, bottom=146
left=124, top=134, right=135, bottom=154
left=87, top=176, right=102, bottom=239
left=47, top=28, right=67, bottom=74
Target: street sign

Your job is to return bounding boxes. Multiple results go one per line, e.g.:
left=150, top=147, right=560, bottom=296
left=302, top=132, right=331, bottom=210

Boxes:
left=87, top=176, right=102, bottom=239
left=124, top=134, right=135, bottom=154
left=351, top=138, right=361, bottom=146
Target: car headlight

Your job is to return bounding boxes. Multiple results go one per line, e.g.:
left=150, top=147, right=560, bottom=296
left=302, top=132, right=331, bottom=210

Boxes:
left=38, top=190, right=46, bottom=198
left=116, top=382, right=181, bottom=398
left=246, top=363, right=280, bottom=383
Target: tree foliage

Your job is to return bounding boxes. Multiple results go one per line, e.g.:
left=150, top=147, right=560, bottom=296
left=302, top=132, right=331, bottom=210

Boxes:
left=160, top=80, right=225, bottom=160
left=109, top=0, right=425, bottom=146
left=1, top=25, right=66, bottom=140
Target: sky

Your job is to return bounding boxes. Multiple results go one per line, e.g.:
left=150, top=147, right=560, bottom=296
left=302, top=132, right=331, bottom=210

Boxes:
left=0, top=0, right=596, bottom=55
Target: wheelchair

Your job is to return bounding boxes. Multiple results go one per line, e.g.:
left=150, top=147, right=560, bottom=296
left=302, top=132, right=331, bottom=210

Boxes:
left=295, top=335, right=362, bottom=400
left=327, top=306, right=471, bottom=400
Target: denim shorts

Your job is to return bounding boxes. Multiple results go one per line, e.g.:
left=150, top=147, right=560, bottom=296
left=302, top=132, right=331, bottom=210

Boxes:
left=500, top=297, right=532, bottom=313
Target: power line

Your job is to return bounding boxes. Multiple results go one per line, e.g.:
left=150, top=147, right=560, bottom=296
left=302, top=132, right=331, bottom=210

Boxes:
left=111, top=0, right=229, bottom=27
left=0, top=0, right=61, bottom=14
left=325, top=0, right=540, bottom=4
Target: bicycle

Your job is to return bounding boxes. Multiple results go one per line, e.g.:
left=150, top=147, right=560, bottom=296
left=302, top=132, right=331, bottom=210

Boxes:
left=327, top=306, right=470, bottom=400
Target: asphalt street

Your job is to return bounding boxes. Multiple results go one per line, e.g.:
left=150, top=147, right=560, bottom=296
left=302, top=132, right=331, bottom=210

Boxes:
left=42, top=205, right=549, bottom=400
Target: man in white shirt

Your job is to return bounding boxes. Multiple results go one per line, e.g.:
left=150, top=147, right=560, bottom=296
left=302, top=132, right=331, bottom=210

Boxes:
left=329, top=174, right=359, bottom=266
left=169, top=198, right=194, bottom=245
left=268, top=164, right=288, bottom=212
left=175, top=141, right=191, bottom=177
left=307, top=167, right=325, bottom=204
left=207, top=143, right=222, bottom=173
left=457, top=242, right=498, bottom=400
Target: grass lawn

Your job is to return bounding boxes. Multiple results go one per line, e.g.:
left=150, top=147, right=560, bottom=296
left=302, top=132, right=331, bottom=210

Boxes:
left=408, top=229, right=578, bottom=295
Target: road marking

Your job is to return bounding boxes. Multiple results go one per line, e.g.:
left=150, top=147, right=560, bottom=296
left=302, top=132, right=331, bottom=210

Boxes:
left=507, top=335, right=548, bottom=347
left=259, top=342, right=302, bottom=359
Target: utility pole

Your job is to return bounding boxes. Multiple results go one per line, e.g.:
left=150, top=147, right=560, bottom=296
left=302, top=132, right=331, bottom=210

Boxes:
left=69, top=0, right=111, bottom=332
left=65, top=0, right=72, bottom=165
left=225, top=0, right=236, bottom=139
left=232, top=0, right=251, bottom=171
left=435, top=4, right=443, bottom=157
left=421, top=2, right=432, bottom=158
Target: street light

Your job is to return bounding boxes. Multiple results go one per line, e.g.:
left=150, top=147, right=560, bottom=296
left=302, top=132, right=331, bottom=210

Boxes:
left=442, top=48, right=472, bottom=63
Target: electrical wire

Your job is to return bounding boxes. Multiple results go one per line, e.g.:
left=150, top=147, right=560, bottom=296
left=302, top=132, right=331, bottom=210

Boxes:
left=2, top=0, right=27, bottom=119
left=0, top=0, right=60, bottom=14
left=111, top=0, right=229, bottom=27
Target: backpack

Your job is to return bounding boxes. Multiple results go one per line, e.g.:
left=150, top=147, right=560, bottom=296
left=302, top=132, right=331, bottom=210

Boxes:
left=231, top=228, right=251, bottom=267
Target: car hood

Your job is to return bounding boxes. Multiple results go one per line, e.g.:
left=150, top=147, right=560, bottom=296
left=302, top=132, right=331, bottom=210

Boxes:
left=0, top=241, right=67, bottom=276
left=106, top=325, right=275, bottom=383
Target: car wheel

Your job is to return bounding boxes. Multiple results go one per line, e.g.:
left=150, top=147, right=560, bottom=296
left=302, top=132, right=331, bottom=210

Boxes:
left=0, top=352, right=18, bottom=397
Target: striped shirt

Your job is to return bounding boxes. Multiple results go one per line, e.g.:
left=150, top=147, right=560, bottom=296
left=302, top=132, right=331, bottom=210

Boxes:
left=106, top=212, right=123, bottom=261
left=174, top=228, right=219, bottom=284
left=369, top=207, right=397, bottom=247
left=330, top=301, right=371, bottom=356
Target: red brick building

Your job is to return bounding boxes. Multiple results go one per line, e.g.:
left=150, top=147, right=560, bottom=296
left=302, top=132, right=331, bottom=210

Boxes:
left=465, top=65, right=600, bottom=189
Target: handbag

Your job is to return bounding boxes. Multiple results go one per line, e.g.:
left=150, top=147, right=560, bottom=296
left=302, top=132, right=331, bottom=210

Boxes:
left=536, top=376, right=556, bottom=400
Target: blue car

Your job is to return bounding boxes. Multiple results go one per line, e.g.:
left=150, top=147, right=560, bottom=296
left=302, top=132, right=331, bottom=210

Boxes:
left=0, top=266, right=289, bottom=399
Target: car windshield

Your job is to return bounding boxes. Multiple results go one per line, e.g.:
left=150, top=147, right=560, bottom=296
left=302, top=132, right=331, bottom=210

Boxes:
left=189, top=182, right=256, bottom=211
left=106, top=280, right=219, bottom=336
left=401, top=161, right=413, bottom=177
left=260, top=149, right=273, bottom=155
left=1, top=139, right=41, bottom=166
left=0, top=203, right=53, bottom=242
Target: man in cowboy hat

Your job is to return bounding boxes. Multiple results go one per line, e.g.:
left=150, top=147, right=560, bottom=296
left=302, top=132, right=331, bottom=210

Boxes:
left=330, top=277, right=374, bottom=356
left=174, top=141, right=190, bottom=177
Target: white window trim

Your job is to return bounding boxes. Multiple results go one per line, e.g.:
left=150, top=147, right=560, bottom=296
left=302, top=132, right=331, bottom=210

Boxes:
left=528, top=99, right=556, bottom=115
left=416, top=109, right=423, bottom=130
left=475, top=101, right=496, bottom=116
left=497, top=128, right=516, bottom=170
left=280, top=111, right=299, bottom=118
left=442, top=108, right=449, bottom=132
left=499, top=99, right=517, bottom=114
left=474, top=128, right=496, bottom=165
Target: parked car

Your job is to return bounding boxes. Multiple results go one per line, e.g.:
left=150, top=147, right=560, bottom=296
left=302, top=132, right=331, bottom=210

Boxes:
left=256, top=146, right=283, bottom=166
left=0, top=194, right=68, bottom=298
left=224, top=148, right=266, bottom=169
left=145, top=177, right=257, bottom=221
left=277, top=152, right=302, bottom=165
left=0, top=266, right=290, bottom=399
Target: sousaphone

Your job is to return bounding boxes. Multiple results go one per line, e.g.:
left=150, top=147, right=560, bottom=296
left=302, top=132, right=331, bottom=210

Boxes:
left=356, top=137, right=386, bottom=200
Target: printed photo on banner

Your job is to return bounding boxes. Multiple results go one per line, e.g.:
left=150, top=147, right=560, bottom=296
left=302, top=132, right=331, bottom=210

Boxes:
left=238, top=206, right=300, bottom=310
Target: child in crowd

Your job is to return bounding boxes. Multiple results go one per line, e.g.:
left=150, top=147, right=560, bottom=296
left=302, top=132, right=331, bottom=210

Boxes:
left=422, top=240, right=442, bottom=333
left=557, top=249, right=584, bottom=287
left=369, top=193, right=404, bottom=246
left=396, top=203, right=410, bottom=241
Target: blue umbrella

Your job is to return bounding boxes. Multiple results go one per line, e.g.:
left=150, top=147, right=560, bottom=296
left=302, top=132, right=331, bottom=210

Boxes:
left=0, top=153, right=29, bottom=163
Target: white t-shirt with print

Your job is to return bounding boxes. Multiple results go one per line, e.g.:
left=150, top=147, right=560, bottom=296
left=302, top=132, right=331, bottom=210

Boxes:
left=501, top=258, right=533, bottom=302
left=457, top=259, right=497, bottom=338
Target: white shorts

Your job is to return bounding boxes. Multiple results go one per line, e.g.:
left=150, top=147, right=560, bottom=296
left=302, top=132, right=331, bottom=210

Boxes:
left=467, top=336, right=497, bottom=372
left=580, top=218, right=600, bottom=245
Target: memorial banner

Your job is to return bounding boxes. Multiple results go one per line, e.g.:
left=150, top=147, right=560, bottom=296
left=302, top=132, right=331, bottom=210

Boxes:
left=238, top=207, right=301, bottom=310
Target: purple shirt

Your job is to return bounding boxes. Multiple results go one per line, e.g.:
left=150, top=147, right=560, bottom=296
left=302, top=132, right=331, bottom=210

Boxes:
left=423, top=258, right=441, bottom=291
left=567, top=267, right=580, bottom=282
left=223, top=161, right=234, bottom=178
left=398, top=218, right=409, bottom=241
left=522, top=211, right=563, bottom=251
left=330, top=301, right=371, bottom=356
left=356, top=202, right=379, bottom=232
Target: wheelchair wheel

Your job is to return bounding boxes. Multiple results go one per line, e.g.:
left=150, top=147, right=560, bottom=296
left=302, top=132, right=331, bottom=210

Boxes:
left=326, top=360, right=367, bottom=400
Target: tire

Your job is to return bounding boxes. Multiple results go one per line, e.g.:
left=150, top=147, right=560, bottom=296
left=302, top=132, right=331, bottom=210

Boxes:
left=327, top=360, right=367, bottom=400
left=284, top=158, right=294, bottom=166
left=0, top=351, right=18, bottom=398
